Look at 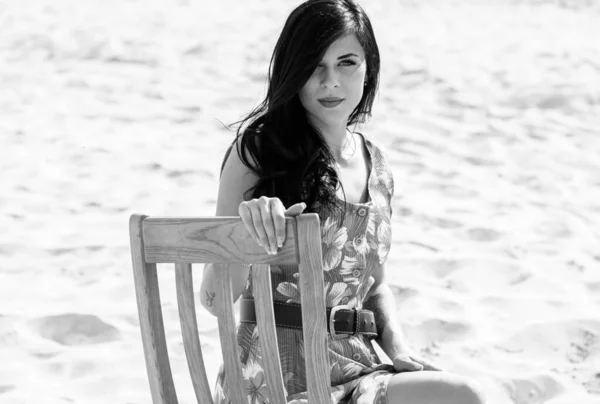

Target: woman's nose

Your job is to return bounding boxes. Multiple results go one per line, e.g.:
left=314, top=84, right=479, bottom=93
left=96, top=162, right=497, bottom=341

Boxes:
left=320, top=67, right=340, bottom=88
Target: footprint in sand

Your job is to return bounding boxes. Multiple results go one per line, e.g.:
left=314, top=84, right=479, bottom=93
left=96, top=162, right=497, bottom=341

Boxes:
left=428, top=258, right=463, bottom=278
left=497, top=320, right=600, bottom=364
left=467, top=227, right=502, bottom=242
left=439, top=184, right=479, bottom=199
left=428, top=215, right=463, bottom=229
left=31, top=314, right=121, bottom=346
left=44, top=359, right=97, bottom=379
left=585, top=281, right=600, bottom=295
left=507, top=85, right=584, bottom=112
left=504, top=374, right=565, bottom=404
left=416, top=319, right=471, bottom=343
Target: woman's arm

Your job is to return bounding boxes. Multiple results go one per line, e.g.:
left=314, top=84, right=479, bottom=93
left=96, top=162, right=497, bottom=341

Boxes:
left=363, top=264, right=411, bottom=360
left=200, top=141, right=306, bottom=316
left=363, top=263, right=442, bottom=371
left=200, top=142, right=256, bottom=316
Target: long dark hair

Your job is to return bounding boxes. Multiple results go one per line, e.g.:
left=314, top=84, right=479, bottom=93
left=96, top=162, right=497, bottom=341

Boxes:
left=232, top=0, right=380, bottom=211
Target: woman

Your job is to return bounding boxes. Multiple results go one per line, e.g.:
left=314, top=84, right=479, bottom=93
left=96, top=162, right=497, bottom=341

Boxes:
left=200, top=0, right=486, bottom=403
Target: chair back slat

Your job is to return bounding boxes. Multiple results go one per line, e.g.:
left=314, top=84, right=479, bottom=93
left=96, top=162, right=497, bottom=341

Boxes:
left=131, top=213, right=330, bottom=404
left=142, top=217, right=299, bottom=265
left=251, top=264, right=287, bottom=403
left=130, top=214, right=179, bottom=404
left=296, top=215, right=331, bottom=403
left=175, top=263, right=214, bottom=404
left=213, top=263, right=247, bottom=404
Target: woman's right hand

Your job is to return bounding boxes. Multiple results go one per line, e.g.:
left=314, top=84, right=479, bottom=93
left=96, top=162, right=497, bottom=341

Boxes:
left=238, top=197, right=306, bottom=255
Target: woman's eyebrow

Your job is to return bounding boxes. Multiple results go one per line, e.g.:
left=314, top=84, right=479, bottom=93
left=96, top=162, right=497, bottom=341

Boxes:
left=337, top=53, right=359, bottom=59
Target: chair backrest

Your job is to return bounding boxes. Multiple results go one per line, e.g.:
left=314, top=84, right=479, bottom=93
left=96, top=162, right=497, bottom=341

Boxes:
left=129, top=213, right=331, bottom=404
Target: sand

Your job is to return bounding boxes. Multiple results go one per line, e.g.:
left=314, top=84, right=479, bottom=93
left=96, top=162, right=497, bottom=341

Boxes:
left=1, top=0, right=599, bottom=402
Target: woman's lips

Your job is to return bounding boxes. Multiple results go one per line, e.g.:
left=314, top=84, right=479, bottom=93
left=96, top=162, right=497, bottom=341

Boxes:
left=318, top=98, right=344, bottom=108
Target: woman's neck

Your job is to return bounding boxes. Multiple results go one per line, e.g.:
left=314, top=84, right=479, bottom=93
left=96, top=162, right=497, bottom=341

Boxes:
left=313, top=122, right=349, bottom=150
left=317, top=125, right=357, bottom=165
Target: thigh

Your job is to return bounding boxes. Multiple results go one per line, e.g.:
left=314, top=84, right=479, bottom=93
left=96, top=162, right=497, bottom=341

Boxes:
left=386, top=371, right=485, bottom=404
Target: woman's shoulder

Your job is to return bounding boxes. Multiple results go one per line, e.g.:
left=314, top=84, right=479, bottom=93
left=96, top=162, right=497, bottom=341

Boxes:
left=220, top=132, right=261, bottom=176
left=355, top=131, right=391, bottom=163
left=219, top=134, right=260, bottom=184
left=355, top=131, right=395, bottom=197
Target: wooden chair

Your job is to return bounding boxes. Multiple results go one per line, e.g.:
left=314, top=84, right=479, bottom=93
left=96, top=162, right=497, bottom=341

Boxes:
left=129, top=213, right=332, bottom=403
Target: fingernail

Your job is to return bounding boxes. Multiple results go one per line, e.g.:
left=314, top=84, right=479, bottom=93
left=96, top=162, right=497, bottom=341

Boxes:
left=257, top=240, right=262, bottom=246
left=277, top=237, right=284, bottom=248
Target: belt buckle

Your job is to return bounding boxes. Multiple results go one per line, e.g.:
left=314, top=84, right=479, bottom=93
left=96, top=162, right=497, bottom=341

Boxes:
left=329, top=305, right=351, bottom=340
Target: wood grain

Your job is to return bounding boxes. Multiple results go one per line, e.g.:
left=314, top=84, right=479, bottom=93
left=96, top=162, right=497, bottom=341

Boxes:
left=213, top=263, right=246, bottom=404
left=175, top=263, right=214, bottom=404
left=131, top=213, right=330, bottom=403
left=129, top=214, right=178, bottom=404
left=143, top=217, right=299, bottom=265
left=252, top=264, right=287, bottom=403
left=296, top=214, right=331, bottom=403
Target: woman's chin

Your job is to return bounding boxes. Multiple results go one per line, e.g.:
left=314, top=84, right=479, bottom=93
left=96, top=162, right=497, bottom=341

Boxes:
left=309, top=112, right=351, bottom=129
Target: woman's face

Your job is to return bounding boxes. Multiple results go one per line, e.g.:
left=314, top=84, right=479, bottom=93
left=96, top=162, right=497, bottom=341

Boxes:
left=298, top=34, right=367, bottom=130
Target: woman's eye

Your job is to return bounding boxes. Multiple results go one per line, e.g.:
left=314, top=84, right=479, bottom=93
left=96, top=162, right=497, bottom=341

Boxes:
left=340, top=60, right=356, bottom=66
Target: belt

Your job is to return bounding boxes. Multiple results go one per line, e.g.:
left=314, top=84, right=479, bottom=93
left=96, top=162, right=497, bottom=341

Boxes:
left=240, top=299, right=378, bottom=340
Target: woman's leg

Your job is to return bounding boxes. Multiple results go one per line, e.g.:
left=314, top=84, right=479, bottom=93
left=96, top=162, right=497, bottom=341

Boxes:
left=386, top=371, right=486, bottom=404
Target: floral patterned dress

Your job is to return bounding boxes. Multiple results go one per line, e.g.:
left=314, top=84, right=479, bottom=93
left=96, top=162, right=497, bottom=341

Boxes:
left=214, top=134, right=397, bottom=404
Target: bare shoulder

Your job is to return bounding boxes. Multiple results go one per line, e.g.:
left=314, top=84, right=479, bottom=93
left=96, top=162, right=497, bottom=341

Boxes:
left=356, top=131, right=389, bottom=157
left=216, top=138, right=259, bottom=216
left=356, top=131, right=394, bottom=196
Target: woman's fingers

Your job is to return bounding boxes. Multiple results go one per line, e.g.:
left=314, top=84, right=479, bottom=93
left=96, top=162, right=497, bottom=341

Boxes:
left=258, top=197, right=278, bottom=255
left=270, top=199, right=286, bottom=249
left=284, top=202, right=307, bottom=217
left=242, top=200, right=270, bottom=249
left=255, top=197, right=275, bottom=253
left=240, top=199, right=307, bottom=255
left=393, top=353, right=443, bottom=372
left=412, top=356, right=443, bottom=371
left=238, top=201, right=262, bottom=246
left=393, top=355, right=423, bottom=372
left=272, top=201, right=307, bottom=250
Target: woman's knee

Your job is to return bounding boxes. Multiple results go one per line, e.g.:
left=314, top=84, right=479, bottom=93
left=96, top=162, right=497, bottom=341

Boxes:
left=386, top=371, right=486, bottom=404
left=427, top=373, right=486, bottom=404
left=455, top=375, right=486, bottom=404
